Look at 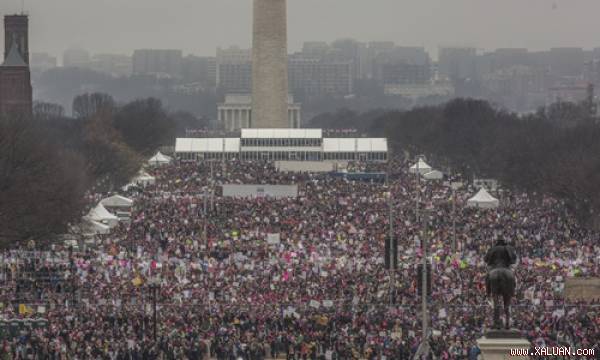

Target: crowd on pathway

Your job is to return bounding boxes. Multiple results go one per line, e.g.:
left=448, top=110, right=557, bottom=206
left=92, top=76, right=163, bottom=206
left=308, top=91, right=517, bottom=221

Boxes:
left=0, top=157, right=598, bottom=359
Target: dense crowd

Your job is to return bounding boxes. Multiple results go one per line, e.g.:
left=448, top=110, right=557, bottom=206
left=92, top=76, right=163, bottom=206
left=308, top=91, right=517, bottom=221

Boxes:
left=0, top=157, right=598, bottom=359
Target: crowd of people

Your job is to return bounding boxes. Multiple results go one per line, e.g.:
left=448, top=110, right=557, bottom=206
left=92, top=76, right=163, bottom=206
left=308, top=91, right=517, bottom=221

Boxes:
left=0, top=157, right=598, bottom=359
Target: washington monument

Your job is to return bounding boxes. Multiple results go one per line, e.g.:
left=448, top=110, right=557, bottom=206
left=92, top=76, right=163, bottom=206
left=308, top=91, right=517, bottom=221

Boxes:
left=252, top=0, right=289, bottom=128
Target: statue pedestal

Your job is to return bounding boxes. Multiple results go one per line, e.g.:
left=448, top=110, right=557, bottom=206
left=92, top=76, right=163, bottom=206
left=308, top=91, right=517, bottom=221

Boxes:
left=477, top=330, right=530, bottom=360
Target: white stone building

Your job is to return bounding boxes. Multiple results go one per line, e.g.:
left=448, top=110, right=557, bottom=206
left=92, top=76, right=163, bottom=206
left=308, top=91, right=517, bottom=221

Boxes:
left=217, top=94, right=301, bottom=131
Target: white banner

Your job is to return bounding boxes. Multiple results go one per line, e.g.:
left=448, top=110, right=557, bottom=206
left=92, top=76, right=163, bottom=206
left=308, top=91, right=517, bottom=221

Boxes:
left=267, top=233, right=281, bottom=245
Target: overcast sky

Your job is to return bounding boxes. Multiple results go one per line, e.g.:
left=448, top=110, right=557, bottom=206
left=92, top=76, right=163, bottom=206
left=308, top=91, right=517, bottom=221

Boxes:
left=2, top=0, right=599, bottom=60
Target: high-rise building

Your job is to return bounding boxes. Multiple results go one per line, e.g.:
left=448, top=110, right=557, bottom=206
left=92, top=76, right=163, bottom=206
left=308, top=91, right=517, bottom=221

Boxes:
left=363, top=41, right=396, bottom=79
left=438, top=47, right=478, bottom=80
left=330, top=38, right=367, bottom=80
left=89, top=54, right=132, bottom=77
left=216, top=47, right=252, bottom=92
left=373, top=47, right=431, bottom=84
left=547, top=48, right=585, bottom=78
left=584, top=59, right=600, bottom=89
left=132, top=49, right=183, bottom=78
left=0, top=15, right=32, bottom=117
left=63, top=47, right=91, bottom=68
left=4, top=15, right=29, bottom=64
left=288, top=56, right=353, bottom=97
left=182, top=55, right=216, bottom=86
left=489, top=48, right=530, bottom=72
left=252, top=0, right=289, bottom=128
left=302, top=42, right=330, bottom=57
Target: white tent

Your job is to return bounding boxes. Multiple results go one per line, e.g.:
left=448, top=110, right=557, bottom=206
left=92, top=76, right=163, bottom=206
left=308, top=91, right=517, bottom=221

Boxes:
left=80, top=217, right=111, bottom=235
left=87, top=203, right=120, bottom=228
left=409, top=159, right=432, bottom=175
left=100, top=195, right=133, bottom=208
left=467, top=187, right=499, bottom=209
left=133, top=171, right=156, bottom=187
left=148, top=151, right=172, bottom=166
left=422, top=170, right=444, bottom=180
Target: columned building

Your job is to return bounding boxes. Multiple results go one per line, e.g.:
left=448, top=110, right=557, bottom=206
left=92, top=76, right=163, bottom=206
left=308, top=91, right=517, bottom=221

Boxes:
left=217, top=94, right=301, bottom=131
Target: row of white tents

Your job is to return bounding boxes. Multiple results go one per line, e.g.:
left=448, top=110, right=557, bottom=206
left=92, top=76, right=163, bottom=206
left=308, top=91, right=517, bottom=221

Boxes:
left=408, top=158, right=443, bottom=180
left=122, top=152, right=173, bottom=190
left=74, top=151, right=169, bottom=238
left=409, top=158, right=499, bottom=209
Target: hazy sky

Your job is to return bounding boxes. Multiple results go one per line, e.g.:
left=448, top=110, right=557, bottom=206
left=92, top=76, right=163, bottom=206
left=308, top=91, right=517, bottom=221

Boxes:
left=2, top=0, right=599, bottom=61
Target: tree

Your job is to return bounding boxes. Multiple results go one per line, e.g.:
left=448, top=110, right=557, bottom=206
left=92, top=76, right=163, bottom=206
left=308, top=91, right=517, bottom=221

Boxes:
left=171, top=111, right=210, bottom=137
left=0, top=114, right=88, bottom=247
left=72, top=92, right=115, bottom=119
left=33, top=101, right=65, bottom=121
left=113, top=98, right=175, bottom=155
left=363, top=98, right=600, bottom=228
left=82, top=110, right=142, bottom=190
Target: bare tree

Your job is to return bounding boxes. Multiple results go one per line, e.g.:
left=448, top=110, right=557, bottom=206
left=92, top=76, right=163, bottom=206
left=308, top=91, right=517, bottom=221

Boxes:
left=72, top=93, right=115, bottom=119
left=0, top=114, right=88, bottom=247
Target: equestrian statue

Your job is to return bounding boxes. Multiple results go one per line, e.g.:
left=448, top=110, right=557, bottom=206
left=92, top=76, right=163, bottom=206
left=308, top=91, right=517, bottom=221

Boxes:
left=484, top=237, right=517, bottom=330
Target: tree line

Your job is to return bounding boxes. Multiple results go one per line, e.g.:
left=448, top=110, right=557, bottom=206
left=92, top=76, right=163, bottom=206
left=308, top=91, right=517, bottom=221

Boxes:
left=310, top=98, right=600, bottom=228
left=0, top=93, right=205, bottom=247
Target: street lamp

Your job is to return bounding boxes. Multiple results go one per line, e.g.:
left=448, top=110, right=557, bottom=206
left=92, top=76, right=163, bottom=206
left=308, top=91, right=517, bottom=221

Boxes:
left=414, top=155, right=427, bottom=226
left=148, top=275, right=161, bottom=342
left=414, top=207, right=434, bottom=360
left=450, top=181, right=464, bottom=254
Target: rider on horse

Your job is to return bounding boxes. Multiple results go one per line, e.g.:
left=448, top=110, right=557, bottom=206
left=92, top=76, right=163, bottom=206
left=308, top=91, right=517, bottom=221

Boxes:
left=484, top=237, right=517, bottom=295
left=484, top=237, right=518, bottom=329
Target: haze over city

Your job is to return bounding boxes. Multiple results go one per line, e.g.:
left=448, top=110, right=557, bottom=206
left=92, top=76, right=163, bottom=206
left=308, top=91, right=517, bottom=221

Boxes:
left=2, top=0, right=600, bottom=58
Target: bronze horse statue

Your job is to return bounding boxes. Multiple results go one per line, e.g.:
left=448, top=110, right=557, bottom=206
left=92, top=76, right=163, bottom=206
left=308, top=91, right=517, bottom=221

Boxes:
left=484, top=238, right=517, bottom=329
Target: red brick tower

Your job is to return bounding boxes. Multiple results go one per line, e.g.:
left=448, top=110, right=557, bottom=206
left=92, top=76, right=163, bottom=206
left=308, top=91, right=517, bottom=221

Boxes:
left=0, top=15, right=32, bottom=117
left=4, top=15, right=29, bottom=64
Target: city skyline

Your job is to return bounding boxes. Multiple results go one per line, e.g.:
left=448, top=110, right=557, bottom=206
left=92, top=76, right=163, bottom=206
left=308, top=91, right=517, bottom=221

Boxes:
left=2, top=0, right=600, bottom=61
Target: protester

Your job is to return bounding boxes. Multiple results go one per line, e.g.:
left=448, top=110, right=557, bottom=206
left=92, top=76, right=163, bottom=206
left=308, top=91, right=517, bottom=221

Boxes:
left=0, top=157, right=598, bottom=359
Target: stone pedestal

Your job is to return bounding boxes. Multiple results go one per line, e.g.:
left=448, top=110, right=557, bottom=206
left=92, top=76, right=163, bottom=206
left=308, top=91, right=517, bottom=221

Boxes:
left=477, top=331, right=530, bottom=360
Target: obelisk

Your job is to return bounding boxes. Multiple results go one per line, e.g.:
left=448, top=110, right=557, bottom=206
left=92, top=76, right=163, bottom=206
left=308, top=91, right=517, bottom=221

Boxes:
left=252, top=0, right=289, bottom=128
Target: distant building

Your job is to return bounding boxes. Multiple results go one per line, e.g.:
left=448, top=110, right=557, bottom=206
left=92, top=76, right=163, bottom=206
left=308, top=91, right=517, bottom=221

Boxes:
left=89, top=54, right=132, bottom=77
left=584, top=59, right=600, bottom=89
left=216, top=46, right=252, bottom=92
left=182, top=55, right=216, bottom=86
left=438, top=47, right=478, bottom=80
left=547, top=48, right=585, bottom=78
left=132, top=49, right=183, bottom=78
left=363, top=41, right=396, bottom=79
left=379, top=62, right=430, bottom=85
left=489, top=48, right=530, bottom=72
left=384, top=82, right=454, bottom=99
left=301, top=41, right=330, bottom=57
left=0, top=15, right=32, bottom=117
left=63, top=47, right=91, bottom=68
left=548, top=81, right=589, bottom=104
left=288, top=56, right=353, bottom=97
left=374, top=47, right=431, bottom=85
left=217, top=94, right=301, bottom=131
left=482, top=65, right=549, bottom=111
left=330, top=38, right=367, bottom=80
left=30, top=52, right=57, bottom=72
